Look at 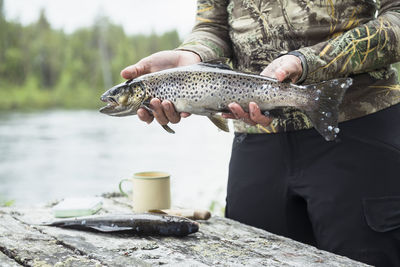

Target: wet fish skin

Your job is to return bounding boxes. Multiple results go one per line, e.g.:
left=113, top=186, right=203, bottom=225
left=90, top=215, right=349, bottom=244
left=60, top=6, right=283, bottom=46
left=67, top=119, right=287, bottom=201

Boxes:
left=42, top=213, right=199, bottom=237
left=100, top=62, right=353, bottom=141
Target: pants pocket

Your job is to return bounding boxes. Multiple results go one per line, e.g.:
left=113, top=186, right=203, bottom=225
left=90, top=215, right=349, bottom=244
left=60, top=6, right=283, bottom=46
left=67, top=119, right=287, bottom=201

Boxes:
left=363, top=196, right=400, bottom=232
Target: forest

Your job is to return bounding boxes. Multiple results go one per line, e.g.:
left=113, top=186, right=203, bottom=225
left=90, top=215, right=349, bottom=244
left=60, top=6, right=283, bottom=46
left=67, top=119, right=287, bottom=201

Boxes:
left=1, top=1, right=400, bottom=112
left=0, top=0, right=181, bottom=110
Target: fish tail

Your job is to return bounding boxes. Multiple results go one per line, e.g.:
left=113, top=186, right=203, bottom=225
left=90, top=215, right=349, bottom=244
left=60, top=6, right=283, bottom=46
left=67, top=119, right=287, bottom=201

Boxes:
left=303, top=78, right=353, bottom=141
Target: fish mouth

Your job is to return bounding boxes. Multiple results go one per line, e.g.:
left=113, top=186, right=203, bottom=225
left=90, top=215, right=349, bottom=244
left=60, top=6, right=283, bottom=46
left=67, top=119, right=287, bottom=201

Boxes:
left=99, top=96, right=138, bottom=116
left=101, top=95, right=119, bottom=105
left=99, top=104, right=118, bottom=114
left=99, top=96, right=121, bottom=114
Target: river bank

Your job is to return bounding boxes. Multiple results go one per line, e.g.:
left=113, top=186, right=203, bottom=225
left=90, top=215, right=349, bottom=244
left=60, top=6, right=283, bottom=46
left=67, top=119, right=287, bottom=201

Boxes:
left=0, top=110, right=232, bottom=214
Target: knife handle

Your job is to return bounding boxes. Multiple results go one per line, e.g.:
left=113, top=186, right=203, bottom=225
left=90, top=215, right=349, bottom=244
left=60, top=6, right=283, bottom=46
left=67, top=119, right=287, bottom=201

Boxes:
left=193, top=210, right=211, bottom=220
left=149, top=209, right=211, bottom=220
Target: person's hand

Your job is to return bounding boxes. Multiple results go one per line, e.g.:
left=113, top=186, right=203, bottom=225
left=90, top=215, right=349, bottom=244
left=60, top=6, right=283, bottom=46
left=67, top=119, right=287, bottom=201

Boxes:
left=121, top=50, right=201, bottom=125
left=222, top=55, right=303, bottom=127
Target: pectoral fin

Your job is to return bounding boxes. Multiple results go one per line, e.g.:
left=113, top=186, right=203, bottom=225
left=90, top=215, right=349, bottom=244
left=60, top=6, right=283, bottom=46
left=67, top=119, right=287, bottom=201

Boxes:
left=208, top=115, right=229, bottom=132
left=162, top=124, right=175, bottom=134
left=140, top=101, right=175, bottom=134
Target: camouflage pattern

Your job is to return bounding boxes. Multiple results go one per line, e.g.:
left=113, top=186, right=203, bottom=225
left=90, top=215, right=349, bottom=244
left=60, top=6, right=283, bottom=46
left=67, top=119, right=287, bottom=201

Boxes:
left=178, top=0, right=400, bottom=134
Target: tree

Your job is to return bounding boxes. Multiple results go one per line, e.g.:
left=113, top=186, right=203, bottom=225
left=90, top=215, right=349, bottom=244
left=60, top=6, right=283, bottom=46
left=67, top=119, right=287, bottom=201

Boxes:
left=94, top=16, right=113, bottom=89
left=37, top=9, right=50, bottom=30
left=0, top=0, right=5, bottom=65
left=0, top=9, right=182, bottom=109
left=0, top=0, right=4, bottom=20
left=29, top=9, right=64, bottom=89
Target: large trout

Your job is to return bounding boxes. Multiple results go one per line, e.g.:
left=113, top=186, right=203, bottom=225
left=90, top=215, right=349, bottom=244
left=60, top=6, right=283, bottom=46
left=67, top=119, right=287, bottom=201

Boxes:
left=100, top=62, right=352, bottom=141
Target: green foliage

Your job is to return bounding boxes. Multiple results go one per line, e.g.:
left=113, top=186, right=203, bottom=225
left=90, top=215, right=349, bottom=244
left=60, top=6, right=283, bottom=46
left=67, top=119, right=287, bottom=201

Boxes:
left=0, top=13, right=181, bottom=110
left=2, top=200, right=14, bottom=207
left=0, top=0, right=4, bottom=20
left=0, top=195, right=14, bottom=207
left=208, top=200, right=225, bottom=216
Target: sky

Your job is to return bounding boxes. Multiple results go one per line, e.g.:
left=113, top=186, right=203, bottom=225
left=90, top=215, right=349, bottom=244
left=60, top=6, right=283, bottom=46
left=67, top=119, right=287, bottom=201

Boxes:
left=3, top=0, right=197, bottom=37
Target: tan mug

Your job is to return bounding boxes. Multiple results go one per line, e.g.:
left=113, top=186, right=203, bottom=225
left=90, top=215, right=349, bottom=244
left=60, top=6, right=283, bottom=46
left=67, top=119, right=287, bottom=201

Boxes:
left=119, top=171, right=171, bottom=213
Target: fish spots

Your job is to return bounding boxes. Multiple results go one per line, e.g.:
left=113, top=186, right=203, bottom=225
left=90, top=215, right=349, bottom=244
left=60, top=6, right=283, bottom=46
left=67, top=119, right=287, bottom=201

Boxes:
left=144, top=70, right=308, bottom=120
left=262, top=84, right=273, bottom=91
left=324, top=125, right=340, bottom=137
left=217, top=103, right=225, bottom=109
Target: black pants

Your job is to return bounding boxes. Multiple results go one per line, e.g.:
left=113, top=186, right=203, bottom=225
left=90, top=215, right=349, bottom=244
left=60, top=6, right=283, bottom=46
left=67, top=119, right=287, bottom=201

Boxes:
left=226, top=103, right=400, bottom=267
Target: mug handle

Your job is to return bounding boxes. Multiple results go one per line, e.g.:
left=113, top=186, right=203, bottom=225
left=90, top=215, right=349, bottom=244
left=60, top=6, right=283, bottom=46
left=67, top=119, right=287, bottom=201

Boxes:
left=118, top=178, right=132, bottom=197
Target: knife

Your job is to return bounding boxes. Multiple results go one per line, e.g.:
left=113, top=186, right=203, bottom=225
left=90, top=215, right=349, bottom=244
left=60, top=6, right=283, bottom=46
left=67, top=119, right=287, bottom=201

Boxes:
left=149, top=208, right=211, bottom=220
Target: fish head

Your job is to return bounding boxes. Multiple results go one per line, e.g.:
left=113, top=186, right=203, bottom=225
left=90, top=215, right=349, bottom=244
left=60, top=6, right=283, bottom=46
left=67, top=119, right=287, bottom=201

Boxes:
left=99, top=79, right=147, bottom=116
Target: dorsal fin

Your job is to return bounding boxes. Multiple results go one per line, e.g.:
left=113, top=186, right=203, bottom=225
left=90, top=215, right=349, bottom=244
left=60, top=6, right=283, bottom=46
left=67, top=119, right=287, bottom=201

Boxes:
left=199, top=58, right=232, bottom=70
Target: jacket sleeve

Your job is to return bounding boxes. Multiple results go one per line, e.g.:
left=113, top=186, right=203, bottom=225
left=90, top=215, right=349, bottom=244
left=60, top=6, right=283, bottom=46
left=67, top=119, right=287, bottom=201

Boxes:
left=297, top=0, right=400, bottom=83
left=176, top=0, right=232, bottom=61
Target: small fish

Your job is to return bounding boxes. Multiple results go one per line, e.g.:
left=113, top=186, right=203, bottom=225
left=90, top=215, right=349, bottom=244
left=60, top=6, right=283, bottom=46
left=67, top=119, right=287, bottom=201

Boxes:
left=100, top=62, right=352, bottom=141
left=42, top=213, right=199, bottom=237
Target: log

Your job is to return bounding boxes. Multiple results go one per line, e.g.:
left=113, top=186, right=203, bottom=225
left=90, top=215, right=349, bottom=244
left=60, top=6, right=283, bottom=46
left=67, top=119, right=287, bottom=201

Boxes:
left=0, top=195, right=371, bottom=266
left=0, top=211, right=106, bottom=266
left=0, top=250, right=21, bottom=267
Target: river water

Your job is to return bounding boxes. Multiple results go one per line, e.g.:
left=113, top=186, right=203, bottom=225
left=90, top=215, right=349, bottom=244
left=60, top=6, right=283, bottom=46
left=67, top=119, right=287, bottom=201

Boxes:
left=0, top=110, right=233, bottom=212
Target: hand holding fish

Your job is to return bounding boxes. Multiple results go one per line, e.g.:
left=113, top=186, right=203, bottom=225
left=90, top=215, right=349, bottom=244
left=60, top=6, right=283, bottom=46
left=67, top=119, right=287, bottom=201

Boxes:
left=120, top=50, right=201, bottom=80
left=120, top=50, right=201, bottom=125
left=106, top=54, right=352, bottom=141
left=222, top=55, right=303, bottom=126
left=260, top=54, right=303, bottom=83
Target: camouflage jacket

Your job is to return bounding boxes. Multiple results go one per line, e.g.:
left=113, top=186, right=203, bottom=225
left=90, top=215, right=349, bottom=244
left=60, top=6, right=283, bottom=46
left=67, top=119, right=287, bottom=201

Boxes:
left=178, top=0, right=400, bottom=134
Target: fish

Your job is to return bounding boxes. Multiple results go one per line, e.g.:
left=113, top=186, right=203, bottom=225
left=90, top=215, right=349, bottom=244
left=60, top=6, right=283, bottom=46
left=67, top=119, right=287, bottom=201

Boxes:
left=41, top=213, right=199, bottom=237
left=100, top=62, right=353, bottom=141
